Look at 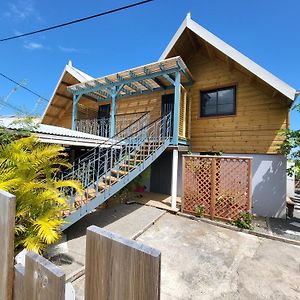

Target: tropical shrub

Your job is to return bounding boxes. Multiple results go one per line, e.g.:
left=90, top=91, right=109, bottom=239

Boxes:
left=0, top=135, right=81, bottom=253
left=233, top=212, right=253, bottom=230
left=279, top=103, right=300, bottom=178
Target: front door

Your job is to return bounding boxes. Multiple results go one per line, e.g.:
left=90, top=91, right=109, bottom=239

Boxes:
left=98, top=104, right=110, bottom=137
left=162, top=94, right=174, bottom=136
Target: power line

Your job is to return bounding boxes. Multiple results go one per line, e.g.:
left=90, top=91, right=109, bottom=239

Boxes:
left=0, top=73, right=49, bottom=103
left=0, top=0, right=154, bottom=42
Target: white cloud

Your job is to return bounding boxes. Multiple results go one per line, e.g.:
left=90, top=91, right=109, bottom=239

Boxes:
left=58, top=46, right=87, bottom=53
left=23, top=42, right=44, bottom=50
left=4, top=0, right=41, bottom=21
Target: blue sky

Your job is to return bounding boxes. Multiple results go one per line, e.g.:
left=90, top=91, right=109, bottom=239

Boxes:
left=0, top=0, right=299, bottom=129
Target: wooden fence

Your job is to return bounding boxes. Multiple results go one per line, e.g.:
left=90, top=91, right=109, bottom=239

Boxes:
left=0, top=190, right=161, bottom=300
left=182, top=155, right=252, bottom=221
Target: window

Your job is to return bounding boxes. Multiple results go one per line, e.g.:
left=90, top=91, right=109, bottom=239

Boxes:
left=200, top=86, right=236, bottom=117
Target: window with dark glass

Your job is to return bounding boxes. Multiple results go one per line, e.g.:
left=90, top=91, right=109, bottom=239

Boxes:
left=200, top=86, right=236, bottom=117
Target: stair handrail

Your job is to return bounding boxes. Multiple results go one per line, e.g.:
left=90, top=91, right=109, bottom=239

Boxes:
left=62, top=113, right=172, bottom=197
left=73, top=111, right=150, bottom=164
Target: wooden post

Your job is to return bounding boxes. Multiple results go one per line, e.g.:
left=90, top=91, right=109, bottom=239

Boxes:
left=247, top=158, right=252, bottom=212
left=210, top=158, right=216, bottom=219
left=181, top=155, right=186, bottom=212
left=85, top=225, right=161, bottom=300
left=24, top=252, right=65, bottom=300
left=0, top=190, right=16, bottom=300
left=13, top=264, right=25, bottom=300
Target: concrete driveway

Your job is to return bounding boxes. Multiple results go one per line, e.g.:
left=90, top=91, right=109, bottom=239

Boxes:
left=137, top=213, right=300, bottom=300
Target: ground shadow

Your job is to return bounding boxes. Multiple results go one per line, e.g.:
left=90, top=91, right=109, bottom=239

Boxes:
left=64, top=202, right=143, bottom=241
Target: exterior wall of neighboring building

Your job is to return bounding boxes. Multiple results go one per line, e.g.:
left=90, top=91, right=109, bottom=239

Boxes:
left=215, top=153, right=287, bottom=218
left=286, top=161, right=295, bottom=197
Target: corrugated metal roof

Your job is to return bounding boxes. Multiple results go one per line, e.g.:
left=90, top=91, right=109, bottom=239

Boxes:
left=0, top=116, right=107, bottom=142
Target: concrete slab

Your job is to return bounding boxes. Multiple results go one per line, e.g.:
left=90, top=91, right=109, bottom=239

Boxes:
left=57, top=203, right=165, bottom=276
left=137, top=213, right=300, bottom=300
left=131, top=192, right=180, bottom=213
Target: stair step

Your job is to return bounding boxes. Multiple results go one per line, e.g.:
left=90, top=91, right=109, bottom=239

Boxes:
left=127, top=158, right=143, bottom=163
left=120, top=164, right=135, bottom=170
left=104, top=176, right=119, bottom=183
left=98, top=181, right=109, bottom=190
left=111, top=169, right=128, bottom=176
left=85, top=188, right=96, bottom=199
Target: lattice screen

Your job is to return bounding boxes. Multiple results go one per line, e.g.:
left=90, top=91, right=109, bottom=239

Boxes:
left=182, top=156, right=252, bottom=221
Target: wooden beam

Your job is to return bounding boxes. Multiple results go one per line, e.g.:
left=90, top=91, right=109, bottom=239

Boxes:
left=205, top=42, right=215, bottom=59
left=272, top=90, right=279, bottom=98
left=60, top=81, right=71, bottom=87
left=152, top=78, right=167, bottom=89
left=226, top=57, right=234, bottom=71
left=56, top=92, right=98, bottom=103
left=247, top=73, right=255, bottom=84
left=186, top=29, right=199, bottom=53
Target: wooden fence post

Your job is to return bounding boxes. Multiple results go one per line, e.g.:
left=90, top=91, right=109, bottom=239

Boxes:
left=13, top=264, right=25, bottom=300
left=181, top=155, right=186, bottom=212
left=85, top=225, right=161, bottom=300
left=247, top=158, right=252, bottom=212
left=210, top=158, right=216, bottom=219
left=24, top=252, right=65, bottom=300
left=0, top=190, right=16, bottom=300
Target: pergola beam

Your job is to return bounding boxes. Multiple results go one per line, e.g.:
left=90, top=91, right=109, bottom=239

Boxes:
left=69, top=66, right=183, bottom=96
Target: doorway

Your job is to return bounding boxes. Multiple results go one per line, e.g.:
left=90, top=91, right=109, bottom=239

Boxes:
left=98, top=104, right=110, bottom=137
left=161, top=94, right=174, bottom=136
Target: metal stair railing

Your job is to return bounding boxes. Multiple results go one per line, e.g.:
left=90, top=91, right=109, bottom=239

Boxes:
left=71, top=111, right=150, bottom=169
left=76, top=111, right=149, bottom=138
left=61, top=112, right=172, bottom=223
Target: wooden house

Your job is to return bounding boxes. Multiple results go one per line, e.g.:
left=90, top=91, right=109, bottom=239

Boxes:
left=42, top=14, right=297, bottom=227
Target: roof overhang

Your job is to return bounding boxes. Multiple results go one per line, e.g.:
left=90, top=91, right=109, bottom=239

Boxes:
left=0, top=116, right=109, bottom=147
left=41, top=62, right=95, bottom=122
left=159, top=13, right=296, bottom=101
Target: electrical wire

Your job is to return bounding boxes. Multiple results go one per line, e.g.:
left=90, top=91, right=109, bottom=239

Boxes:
left=0, top=0, right=154, bottom=42
left=0, top=73, right=49, bottom=103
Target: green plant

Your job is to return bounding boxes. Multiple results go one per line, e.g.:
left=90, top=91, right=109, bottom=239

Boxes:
left=195, top=204, right=205, bottom=217
left=0, top=116, right=37, bottom=144
left=233, top=212, right=253, bottom=230
left=0, top=135, right=82, bottom=254
left=279, top=103, right=300, bottom=178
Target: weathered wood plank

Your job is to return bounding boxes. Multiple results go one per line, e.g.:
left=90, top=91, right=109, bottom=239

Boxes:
left=24, top=252, right=65, bottom=300
left=0, top=190, right=16, bottom=300
left=13, top=264, right=25, bottom=300
left=85, top=225, right=161, bottom=300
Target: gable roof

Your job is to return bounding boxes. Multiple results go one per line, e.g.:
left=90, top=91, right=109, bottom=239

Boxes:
left=159, top=13, right=296, bottom=101
left=41, top=61, right=94, bottom=121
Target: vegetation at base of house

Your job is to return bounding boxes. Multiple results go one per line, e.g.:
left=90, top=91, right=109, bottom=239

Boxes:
left=195, top=204, right=205, bottom=217
left=113, top=167, right=151, bottom=202
left=280, top=103, right=300, bottom=179
left=0, top=135, right=82, bottom=254
left=233, top=212, right=253, bottom=230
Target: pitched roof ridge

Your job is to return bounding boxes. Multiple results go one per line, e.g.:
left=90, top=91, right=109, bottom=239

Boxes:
left=159, top=14, right=296, bottom=100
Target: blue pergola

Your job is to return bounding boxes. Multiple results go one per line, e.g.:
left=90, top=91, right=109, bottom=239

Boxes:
left=68, top=56, right=193, bottom=145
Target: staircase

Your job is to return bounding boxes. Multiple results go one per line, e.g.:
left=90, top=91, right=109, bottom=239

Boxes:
left=61, top=112, right=172, bottom=230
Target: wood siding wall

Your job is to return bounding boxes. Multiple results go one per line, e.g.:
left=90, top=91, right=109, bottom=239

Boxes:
left=186, top=49, right=289, bottom=154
